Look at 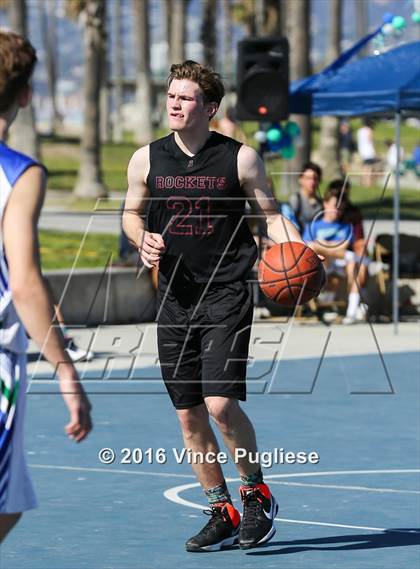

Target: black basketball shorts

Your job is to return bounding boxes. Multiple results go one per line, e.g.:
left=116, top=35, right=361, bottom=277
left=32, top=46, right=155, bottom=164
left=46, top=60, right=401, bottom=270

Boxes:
left=156, top=273, right=254, bottom=409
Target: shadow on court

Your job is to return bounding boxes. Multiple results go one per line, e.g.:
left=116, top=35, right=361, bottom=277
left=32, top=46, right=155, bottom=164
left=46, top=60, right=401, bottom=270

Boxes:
left=247, top=528, right=420, bottom=556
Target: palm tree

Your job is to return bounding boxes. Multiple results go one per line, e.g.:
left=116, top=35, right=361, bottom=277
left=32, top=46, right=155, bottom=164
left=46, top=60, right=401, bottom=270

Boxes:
left=68, top=0, right=108, bottom=198
left=285, top=0, right=311, bottom=177
left=133, top=0, right=153, bottom=146
left=355, top=0, right=367, bottom=57
left=112, top=0, right=123, bottom=143
left=222, top=0, right=233, bottom=80
left=168, top=0, right=188, bottom=64
left=39, top=0, right=61, bottom=134
left=201, top=0, right=216, bottom=67
left=265, top=0, right=287, bottom=35
left=231, top=0, right=256, bottom=36
left=319, top=0, right=342, bottom=180
left=99, top=11, right=111, bottom=143
left=6, top=0, right=40, bottom=159
left=232, top=0, right=286, bottom=36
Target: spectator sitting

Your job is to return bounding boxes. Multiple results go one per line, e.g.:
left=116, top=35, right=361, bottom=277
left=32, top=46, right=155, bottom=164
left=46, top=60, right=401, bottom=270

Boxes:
left=289, top=161, right=323, bottom=232
left=330, top=178, right=365, bottom=250
left=303, top=186, right=369, bottom=324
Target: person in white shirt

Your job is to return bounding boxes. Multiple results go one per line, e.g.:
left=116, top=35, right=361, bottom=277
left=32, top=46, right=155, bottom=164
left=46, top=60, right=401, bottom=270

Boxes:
left=356, top=119, right=378, bottom=186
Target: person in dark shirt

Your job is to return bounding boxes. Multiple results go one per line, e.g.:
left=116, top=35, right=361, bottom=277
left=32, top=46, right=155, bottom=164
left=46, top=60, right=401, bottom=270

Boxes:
left=123, top=60, right=307, bottom=552
left=330, top=179, right=365, bottom=246
left=339, top=121, right=356, bottom=173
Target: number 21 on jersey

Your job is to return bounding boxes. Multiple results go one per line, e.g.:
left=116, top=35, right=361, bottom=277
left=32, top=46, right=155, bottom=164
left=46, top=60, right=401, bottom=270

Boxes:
left=167, top=196, right=214, bottom=236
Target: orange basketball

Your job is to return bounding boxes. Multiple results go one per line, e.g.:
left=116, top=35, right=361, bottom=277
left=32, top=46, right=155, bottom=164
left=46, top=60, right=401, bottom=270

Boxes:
left=258, top=242, right=325, bottom=306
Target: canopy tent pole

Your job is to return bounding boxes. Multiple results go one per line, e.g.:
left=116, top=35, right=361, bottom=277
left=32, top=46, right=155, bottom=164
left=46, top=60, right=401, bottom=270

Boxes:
left=393, top=111, right=401, bottom=334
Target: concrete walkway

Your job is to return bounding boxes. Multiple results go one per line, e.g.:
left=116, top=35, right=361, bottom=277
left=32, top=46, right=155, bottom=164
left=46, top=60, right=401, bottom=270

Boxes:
left=39, top=207, right=420, bottom=241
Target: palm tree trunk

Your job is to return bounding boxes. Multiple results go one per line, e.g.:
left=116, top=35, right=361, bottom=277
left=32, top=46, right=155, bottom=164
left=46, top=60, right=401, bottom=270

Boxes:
left=319, top=0, right=342, bottom=180
left=74, top=0, right=107, bottom=198
left=133, top=0, right=153, bottom=146
left=355, top=0, right=367, bottom=58
left=222, top=0, right=233, bottom=81
left=8, top=0, right=40, bottom=159
left=112, top=0, right=124, bottom=143
left=99, top=9, right=111, bottom=143
left=201, top=0, right=216, bottom=67
left=169, top=0, right=187, bottom=64
left=40, top=0, right=61, bottom=134
left=255, top=0, right=266, bottom=36
left=286, top=0, right=311, bottom=178
left=265, top=0, right=285, bottom=35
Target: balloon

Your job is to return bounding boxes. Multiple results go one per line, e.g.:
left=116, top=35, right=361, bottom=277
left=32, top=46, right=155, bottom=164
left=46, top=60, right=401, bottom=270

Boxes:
left=382, top=23, right=394, bottom=35
left=392, top=15, right=406, bottom=30
left=266, top=126, right=282, bottom=143
left=412, top=12, right=420, bottom=23
left=279, top=132, right=292, bottom=149
left=267, top=141, right=282, bottom=153
left=284, top=121, right=301, bottom=138
left=254, top=130, right=267, bottom=143
left=281, top=145, right=296, bottom=160
left=382, top=12, right=394, bottom=24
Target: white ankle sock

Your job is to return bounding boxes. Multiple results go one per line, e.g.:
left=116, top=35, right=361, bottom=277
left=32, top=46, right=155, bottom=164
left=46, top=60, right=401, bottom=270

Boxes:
left=346, top=292, right=360, bottom=318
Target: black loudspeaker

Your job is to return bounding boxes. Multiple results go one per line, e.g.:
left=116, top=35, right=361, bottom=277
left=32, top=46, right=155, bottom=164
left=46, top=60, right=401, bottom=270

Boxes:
left=236, top=37, right=289, bottom=121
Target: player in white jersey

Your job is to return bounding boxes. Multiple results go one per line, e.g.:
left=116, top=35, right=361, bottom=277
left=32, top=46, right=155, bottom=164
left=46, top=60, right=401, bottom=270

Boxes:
left=0, top=31, right=92, bottom=542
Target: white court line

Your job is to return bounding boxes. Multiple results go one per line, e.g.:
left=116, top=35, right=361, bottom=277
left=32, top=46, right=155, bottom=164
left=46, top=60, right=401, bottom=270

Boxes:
left=164, top=470, right=420, bottom=534
left=263, top=469, right=420, bottom=478
left=29, top=463, right=195, bottom=479
left=29, top=465, right=420, bottom=532
left=163, top=482, right=387, bottom=533
left=274, top=519, right=386, bottom=532
left=268, top=481, right=420, bottom=494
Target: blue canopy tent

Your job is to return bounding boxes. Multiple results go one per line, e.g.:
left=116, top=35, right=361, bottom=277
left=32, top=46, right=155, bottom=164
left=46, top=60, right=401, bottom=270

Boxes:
left=290, top=41, right=420, bottom=333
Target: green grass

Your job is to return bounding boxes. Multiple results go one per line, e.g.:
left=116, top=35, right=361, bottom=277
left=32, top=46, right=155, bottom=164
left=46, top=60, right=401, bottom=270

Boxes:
left=42, top=135, right=138, bottom=192
left=40, top=230, right=118, bottom=270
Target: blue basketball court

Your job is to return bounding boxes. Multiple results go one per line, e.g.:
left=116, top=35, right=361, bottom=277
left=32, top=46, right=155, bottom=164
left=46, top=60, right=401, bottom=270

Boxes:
left=1, top=321, right=419, bottom=569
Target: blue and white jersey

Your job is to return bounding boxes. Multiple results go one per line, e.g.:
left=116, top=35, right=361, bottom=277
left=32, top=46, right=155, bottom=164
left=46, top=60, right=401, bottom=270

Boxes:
left=0, top=142, right=39, bottom=353
left=0, top=143, right=40, bottom=513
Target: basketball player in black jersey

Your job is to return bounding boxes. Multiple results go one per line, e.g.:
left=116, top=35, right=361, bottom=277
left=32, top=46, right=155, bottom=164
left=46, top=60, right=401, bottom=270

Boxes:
left=123, top=61, right=305, bottom=552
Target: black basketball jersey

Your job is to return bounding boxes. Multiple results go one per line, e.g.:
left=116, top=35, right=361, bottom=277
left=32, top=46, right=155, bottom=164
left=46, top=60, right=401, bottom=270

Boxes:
left=146, top=132, right=257, bottom=284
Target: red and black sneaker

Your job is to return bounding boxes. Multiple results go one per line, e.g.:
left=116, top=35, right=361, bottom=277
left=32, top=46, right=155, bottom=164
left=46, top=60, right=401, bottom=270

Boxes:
left=239, top=483, right=278, bottom=549
left=185, top=502, right=241, bottom=552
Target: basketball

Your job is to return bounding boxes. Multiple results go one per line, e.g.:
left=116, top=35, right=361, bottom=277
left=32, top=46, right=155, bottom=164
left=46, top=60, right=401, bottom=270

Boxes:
left=258, top=242, right=325, bottom=306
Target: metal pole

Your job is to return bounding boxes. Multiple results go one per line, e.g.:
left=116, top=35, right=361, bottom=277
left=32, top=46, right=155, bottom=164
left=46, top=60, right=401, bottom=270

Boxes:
left=393, top=111, right=401, bottom=334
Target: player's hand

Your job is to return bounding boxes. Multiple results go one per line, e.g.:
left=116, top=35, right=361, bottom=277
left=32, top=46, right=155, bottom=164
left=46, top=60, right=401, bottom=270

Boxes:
left=139, top=231, right=165, bottom=268
left=59, top=369, right=92, bottom=443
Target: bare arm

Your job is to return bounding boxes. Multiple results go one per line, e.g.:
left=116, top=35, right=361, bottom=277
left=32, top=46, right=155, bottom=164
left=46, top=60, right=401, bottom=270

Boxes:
left=2, top=166, right=92, bottom=442
left=122, top=146, right=165, bottom=268
left=306, top=239, right=350, bottom=259
left=238, top=145, right=304, bottom=244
